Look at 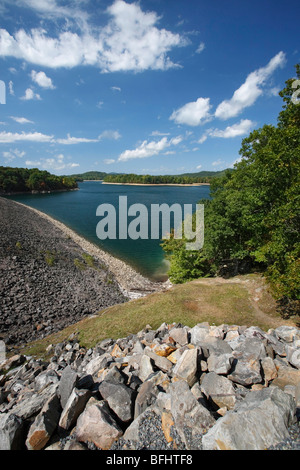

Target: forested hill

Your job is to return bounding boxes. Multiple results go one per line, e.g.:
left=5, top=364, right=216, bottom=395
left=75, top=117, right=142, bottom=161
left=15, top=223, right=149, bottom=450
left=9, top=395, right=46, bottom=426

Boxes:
left=0, top=166, right=78, bottom=193
left=68, top=169, right=232, bottom=183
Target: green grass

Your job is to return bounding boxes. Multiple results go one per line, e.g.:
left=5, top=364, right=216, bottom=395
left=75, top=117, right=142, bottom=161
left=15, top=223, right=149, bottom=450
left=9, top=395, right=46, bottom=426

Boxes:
left=20, top=274, right=294, bottom=360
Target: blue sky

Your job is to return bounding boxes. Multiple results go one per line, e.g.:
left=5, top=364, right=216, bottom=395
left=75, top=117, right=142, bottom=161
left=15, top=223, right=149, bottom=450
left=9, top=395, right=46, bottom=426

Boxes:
left=0, top=0, right=299, bottom=175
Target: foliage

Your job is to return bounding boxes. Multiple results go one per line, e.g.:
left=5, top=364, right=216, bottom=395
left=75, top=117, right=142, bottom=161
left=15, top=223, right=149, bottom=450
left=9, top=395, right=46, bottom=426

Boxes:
left=0, top=166, right=78, bottom=193
left=162, top=65, right=300, bottom=303
left=103, top=171, right=229, bottom=185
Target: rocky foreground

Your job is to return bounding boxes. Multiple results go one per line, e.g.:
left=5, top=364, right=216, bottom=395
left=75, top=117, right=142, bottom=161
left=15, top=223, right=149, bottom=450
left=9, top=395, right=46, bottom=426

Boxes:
left=1, top=322, right=300, bottom=451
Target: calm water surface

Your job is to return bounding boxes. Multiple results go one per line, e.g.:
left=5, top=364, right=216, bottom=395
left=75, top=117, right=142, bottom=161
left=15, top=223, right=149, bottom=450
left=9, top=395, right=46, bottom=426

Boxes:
left=7, top=182, right=211, bottom=281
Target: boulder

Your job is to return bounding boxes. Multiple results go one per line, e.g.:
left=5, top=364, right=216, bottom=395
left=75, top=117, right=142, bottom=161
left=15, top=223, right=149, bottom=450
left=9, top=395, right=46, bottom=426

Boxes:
left=0, top=413, right=25, bottom=450
left=173, top=348, right=199, bottom=387
left=169, top=380, right=215, bottom=449
left=99, top=381, right=135, bottom=423
left=58, top=365, right=78, bottom=409
left=228, top=337, right=266, bottom=386
left=59, top=388, right=92, bottom=431
left=201, top=372, right=236, bottom=410
left=202, top=387, right=296, bottom=450
left=75, top=400, right=123, bottom=449
left=26, top=393, right=61, bottom=450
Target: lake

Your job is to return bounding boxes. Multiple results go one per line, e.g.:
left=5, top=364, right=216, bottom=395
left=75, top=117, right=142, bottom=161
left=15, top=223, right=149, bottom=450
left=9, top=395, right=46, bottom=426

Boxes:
left=7, top=181, right=211, bottom=281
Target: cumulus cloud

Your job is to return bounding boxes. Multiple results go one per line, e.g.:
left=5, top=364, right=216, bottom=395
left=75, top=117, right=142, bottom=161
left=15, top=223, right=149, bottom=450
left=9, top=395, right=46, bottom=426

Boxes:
left=215, top=52, right=286, bottom=120
left=103, top=158, right=116, bottom=165
left=118, top=135, right=182, bottom=161
left=31, top=70, right=55, bottom=89
left=0, top=131, right=53, bottom=143
left=198, top=119, right=255, bottom=143
left=170, top=97, right=212, bottom=126
left=2, top=148, right=26, bottom=162
left=20, top=88, right=41, bottom=101
left=99, top=130, right=121, bottom=141
left=0, top=1, right=187, bottom=72
left=25, top=153, right=79, bottom=171
left=208, top=119, right=255, bottom=138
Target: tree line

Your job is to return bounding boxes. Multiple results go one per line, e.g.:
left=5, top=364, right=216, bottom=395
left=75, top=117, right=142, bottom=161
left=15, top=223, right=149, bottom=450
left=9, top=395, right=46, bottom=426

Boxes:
left=103, top=173, right=211, bottom=184
left=162, top=65, right=300, bottom=314
left=0, top=166, right=78, bottom=193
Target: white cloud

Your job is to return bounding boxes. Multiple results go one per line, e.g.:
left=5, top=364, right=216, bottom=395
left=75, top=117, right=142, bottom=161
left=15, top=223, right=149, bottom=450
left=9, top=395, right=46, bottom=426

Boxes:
left=212, top=159, right=225, bottom=167
left=25, top=153, right=79, bottom=171
left=56, top=134, right=99, bottom=145
left=209, top=119, right=255, bottom=138
left=8, top=80, right=14, bottom=95
left=10, top=116, right=34, bottom=124
left=196, top=164, right=202, bottom=170
left=2, top=148, right=26, bottom=161
left=111, top=86, right=121, bottom=92
left=0, top=131, right=53, bottom=143
left=196, top=42, right=205, bottom=54
left=99, top=130, right=121, bottom=140
left=118, top=135, right=182, bottom=161
left=0, top=1, right=187, bottom=72
left=215, top=51, right=286, bottom=120
left=20, top=88, right=41, bottom=100
left=170, top=97, right=212, bottom=126
left=31, top=70, right=55, bottom=89
left=104, top=158, right=115, bottom=165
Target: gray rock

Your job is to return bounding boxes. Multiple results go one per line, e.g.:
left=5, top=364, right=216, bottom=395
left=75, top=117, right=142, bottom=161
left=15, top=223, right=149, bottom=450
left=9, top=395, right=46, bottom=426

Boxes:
left=169, top=380, right=215, bottom=449
left=76, top=400, right=123, bottom=450
left=138, top=355, right=155, bottom=382
left=0, top=413, right=25, bottom=450
left=207, top=352, right=234, bottom=375
left=275, top=326, right=300, bottom=343
left=189, top=324, right=210, bottom=346
left=99, top=381, right=135, bottom=423
left=228, top=337, right=266, bottom=386
left=59, top=388, right=92, bottom=431
left=200, top=371, right=236, bottom=410
left=169, top=327, right=189, bottom=346
left=173, top=348, right=199, bottom=386
left=26, top=393, right=61, bottom=450
left=58, top=365, right=78, bottom=409
left=202, top=387, right=296, bottom=450
left=144, top=347, right=173, bottom=373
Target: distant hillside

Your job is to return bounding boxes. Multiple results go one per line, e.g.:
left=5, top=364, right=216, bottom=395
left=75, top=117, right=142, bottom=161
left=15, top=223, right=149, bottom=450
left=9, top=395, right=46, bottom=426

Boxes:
left=67, top=169, right=233, bottom=182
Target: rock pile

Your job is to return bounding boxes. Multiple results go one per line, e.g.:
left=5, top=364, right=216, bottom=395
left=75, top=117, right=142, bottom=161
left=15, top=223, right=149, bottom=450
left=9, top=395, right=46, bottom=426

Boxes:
left=0, top=197, right=127, bottom=347
left=1, top=322, right=300, bottom=451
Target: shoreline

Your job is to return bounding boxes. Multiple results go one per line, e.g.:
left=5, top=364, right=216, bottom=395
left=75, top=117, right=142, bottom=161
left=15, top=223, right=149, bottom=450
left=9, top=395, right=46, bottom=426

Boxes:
left=11, top=199, right=172, bottom=300
left=101, top=182, right=210, bottom=187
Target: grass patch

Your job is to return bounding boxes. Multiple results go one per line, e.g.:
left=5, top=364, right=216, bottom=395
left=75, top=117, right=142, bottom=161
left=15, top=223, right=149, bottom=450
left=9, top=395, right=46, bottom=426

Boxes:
left=20, top=274, right=291, bottom=360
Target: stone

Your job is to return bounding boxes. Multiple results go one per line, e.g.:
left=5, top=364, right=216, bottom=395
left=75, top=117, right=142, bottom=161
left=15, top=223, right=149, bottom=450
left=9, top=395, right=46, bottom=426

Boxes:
left=35, top=370, right=60, bottom=392
left=168, top=327, right=189, bottom=346
left=144, top=347, right=173, bottom=373
left=59, top=388, right=92, bottom=431
left=189, top=324, right=210, bottom=346
left=76, top=401, right=123, bottom=450
left=169, top=380, right=215, bottom=449
left=286, top=345, right=300, bottom=369
left=261, top=357, right=278, bottom=383
left=200, top=372, right=236, bottom=410
left=58, top=365, right=78, bottom=409
left=202, top=387, right=296, bottom=450
left=207, top=352, right=234, bottom=375
left=138, top=355, right=154, bottom=382
left=228, top=337, right=266, bottom=386
left=161, top=411, right=175, bottom=443
left=26, top=393, right=61, bottom=450
left=271, top=362, right=300, bottom=389
left=151, top=343, right=176, bottom=357
left=10, top=383, right=58, bottom=420
left=275, top=326, right=300, bottom=343
left=84, top=353, right=113, bottom=376
left=0, top=413, right=25, bottom=450
left=173, top=348, right=198, bottom=387
left=134, top=380, right=159, bottom=419
left=99, top=381, right=135, bottom=423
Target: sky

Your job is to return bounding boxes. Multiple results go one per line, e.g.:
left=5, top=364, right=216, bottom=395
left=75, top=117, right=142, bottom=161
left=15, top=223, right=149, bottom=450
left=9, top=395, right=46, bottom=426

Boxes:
left=0, top=0, right=299, bottom=176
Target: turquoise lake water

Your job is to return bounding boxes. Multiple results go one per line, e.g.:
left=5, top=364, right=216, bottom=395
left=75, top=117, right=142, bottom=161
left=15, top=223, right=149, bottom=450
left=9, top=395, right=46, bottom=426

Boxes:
left=7, top=181, right=211, bottom=281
